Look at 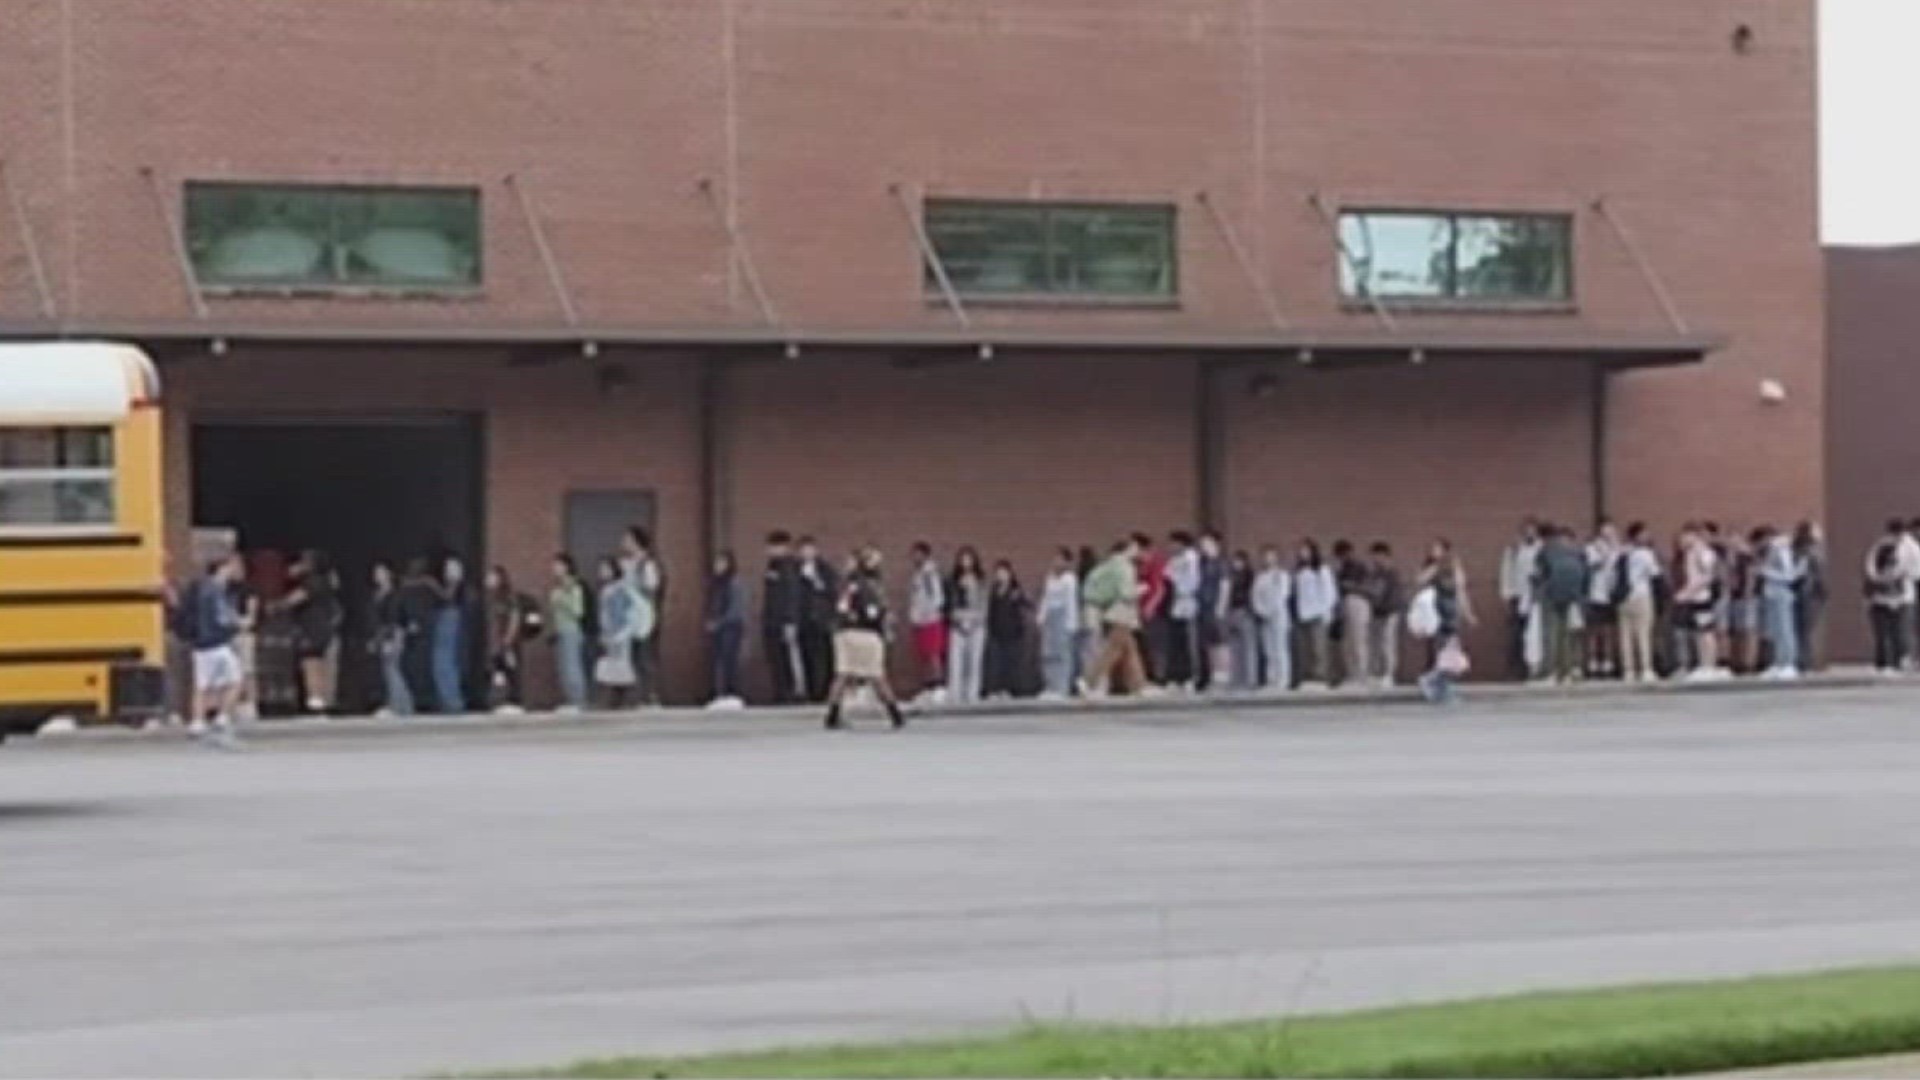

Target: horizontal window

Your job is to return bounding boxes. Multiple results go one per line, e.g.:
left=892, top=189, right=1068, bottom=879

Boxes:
left=0, top=427, right=114, bottom=528
left=185, top=183, right=481, bottom=289
left=926, top=201, right=1177, bottom=299
left=1339, top=211, right=1572, bottom=303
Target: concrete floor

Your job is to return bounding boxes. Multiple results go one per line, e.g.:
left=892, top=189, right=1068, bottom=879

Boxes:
left=3, top=688, right=1919, bottom=1078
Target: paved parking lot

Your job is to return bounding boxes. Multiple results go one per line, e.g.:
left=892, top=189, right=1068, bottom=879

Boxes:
left=3, top=687, right=1919, bottom=1077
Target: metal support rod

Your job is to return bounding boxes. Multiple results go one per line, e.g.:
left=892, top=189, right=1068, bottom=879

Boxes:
left=698, top=178, right=782, bottom=328
left=138, top=166, right=207, bottom=321
left=1196, top=190, right=1287, bottom=331
left=505, top=173, right=581, bottom=327
left=1591, top=196, right=1689, bottom=335
left=1307, top=192, right=1396, bottom=332
left=0, top=159, right=56, bottom=319
left=889, top=182, right=970, bottom=329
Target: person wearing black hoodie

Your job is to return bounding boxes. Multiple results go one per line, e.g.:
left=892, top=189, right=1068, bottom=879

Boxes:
left=761, top=531, right=806, bottom=704
left=796, top=536, right=840, bottom=702
left=983, top=560, right=1031, bottom=699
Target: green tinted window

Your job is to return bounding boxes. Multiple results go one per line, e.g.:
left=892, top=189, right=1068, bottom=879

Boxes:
left=927, top=201, right=1176, bottom=299
left=186, top=184, right=481, bottom=288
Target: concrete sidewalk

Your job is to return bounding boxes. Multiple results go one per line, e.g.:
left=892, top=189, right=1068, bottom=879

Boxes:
left=27, top=666, right=1906, bottom=748
left=1720, top=1054, right=1920, bottom=1078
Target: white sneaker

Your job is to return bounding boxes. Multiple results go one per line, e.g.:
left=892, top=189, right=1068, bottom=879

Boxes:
left=493, top=704, right=526, bottom=716
left=187, top=717, right=208, bottom=736
left=373, top=708, right=394, bottom=720
left=706, top=696, right=744, bottom=711
left=305, top=697, right=326, bottom=714
left=556, top=704, right=583, bottom=715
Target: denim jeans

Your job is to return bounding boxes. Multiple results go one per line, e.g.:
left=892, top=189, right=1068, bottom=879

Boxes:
left=554, top=625, right=588, bottom=708
left=378, top=637, right=414, bottom=716
left=431, top=607, right=465, bottom=713
left=1260, top=616, right=1291, bottom=690
left=1762, top=589, right=1798, bottom=671
left=1040, top=616, right=1076, bottom=697
left=710, top=622, right=743, bottom=699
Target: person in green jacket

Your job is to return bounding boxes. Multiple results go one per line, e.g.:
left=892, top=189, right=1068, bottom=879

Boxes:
left=1079, top=537, right=1146, bottom=697
left=548, top=554, right=588, bottom=712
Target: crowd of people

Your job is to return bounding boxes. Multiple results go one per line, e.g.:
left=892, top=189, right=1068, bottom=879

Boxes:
left=168, top=511, right=1882, bottom=734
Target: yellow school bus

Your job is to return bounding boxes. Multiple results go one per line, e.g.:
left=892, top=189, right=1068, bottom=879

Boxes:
left=0, top=342, right=168, bottom=737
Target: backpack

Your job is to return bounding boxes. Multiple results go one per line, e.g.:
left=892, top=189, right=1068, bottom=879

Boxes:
left=1609, top=551, right=1633, bottom=606
left=1406, top=586, right=1441, bottom=639
left=167, top=580, right=203, bottom=643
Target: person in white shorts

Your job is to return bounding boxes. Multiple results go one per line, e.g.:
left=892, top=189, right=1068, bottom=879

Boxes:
left=182, top=554, right=246, bottom=741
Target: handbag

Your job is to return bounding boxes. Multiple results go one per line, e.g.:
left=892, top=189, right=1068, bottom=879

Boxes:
left=1437, top=639, right=1471, bottom=676
left=593, top=653, right=636, bottom=686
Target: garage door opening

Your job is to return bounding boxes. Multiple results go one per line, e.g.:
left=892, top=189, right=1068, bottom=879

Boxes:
left=191, top=414, right=484, bottom=714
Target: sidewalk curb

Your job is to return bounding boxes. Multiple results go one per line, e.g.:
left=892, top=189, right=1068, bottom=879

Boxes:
left=19, top=669, right=1907, bottom=750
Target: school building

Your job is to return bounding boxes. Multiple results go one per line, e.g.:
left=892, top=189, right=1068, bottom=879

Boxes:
left=0, top=0, right=1823, bottom=700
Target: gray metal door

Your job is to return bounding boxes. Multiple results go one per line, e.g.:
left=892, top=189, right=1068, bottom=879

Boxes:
left=563, top=489, right=656, bottom=570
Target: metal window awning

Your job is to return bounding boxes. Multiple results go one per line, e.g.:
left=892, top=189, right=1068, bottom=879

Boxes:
left=0, top=316, right=1721, bottom=369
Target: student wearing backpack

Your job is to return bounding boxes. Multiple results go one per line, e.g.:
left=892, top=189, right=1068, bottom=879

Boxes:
left=181, top=554, right=246, bottom=743
left=1533, top=525, right=1589, bottom=685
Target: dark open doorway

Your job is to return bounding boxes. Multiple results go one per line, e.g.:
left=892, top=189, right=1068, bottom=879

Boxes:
left=191, top=414, right=485, bottom=713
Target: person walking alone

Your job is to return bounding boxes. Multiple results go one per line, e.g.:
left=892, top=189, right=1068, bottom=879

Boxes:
left=705, top=550, right=749, bottom=707
left=906, top=542, right=947, bottom=704
left=1037, top=548, right=1081, bottom=699
left=945, top=546, right=988, bottom=704
left=1080, top=538, right=1146, bottom=697
left=1251, top=546, right=1292, bottom=692
left=823, top=547, right=907, bottom=731
left=548, top=554, right=589, bottom=713
left=1415, top=539, right=1476, bottom=705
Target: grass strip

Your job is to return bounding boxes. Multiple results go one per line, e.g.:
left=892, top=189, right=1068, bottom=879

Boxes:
left=502, top=965, right=1920, bottom=1078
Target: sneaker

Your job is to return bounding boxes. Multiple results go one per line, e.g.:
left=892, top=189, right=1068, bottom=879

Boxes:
left=494, top=704, right=526, bottom=716
left=373, top=708, right=395, bottom=720
left=706, top=696, right=745, bottom=711
left=556, top=704, right=583, bottom=715
left=187, top=717, right=209, bottom=736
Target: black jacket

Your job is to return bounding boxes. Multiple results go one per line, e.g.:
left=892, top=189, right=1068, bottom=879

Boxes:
left=762, top=555, right=804, bottom=632
left=798, top=557, right=839, bottom=628
left=986, top=583, right=1029, bottom=642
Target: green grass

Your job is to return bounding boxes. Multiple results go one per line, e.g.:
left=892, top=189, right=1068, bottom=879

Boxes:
left=501, top=966, right=1920, bottom=1079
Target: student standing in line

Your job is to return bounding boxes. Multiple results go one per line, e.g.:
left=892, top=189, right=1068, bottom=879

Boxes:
left=1081, top=537, right=1146, bottom=697
left=1792, top=521, right=1828, bottom=672
left=795, top=537, right=839, bottom=702
left=1757, top=526, right=1804, bottom=679
left=396, top=557, right=441, bottom=713
left=1415, top=539, right=1476, bottom=705
left=1225, top=549, right=1259, bottom=691
left=1332, top=539, right=1371, bottom=689
left=1037, top=547, right=1081, bottom=699
left=1584, top=520, right=1622, bottom=679
left=823, top=546, right=907, bottom=731
left=1676, top=524, right=1724, bottom=680
left=760, top=531, right=806, bottom=704
left=484, top=565, right=535, bottom=713
left=1251, top=546, right=1292, bottom=692
left=593, top=555, right=643, bottom=709
left=1292, top=539, right=1337, bottom=689
left=1533, top=525, right=1588, bottom=685
left=619, top=527, right=666, bottom=706
left=1134, top=533, right=1170, bottom=687
left=430, top=556, right=470, bottom=713
left=704, top=550, right=749, bottom=707
left=1866, top=522, right=1910, bottom=674
left=1195, top=531, right=1228, bottom=692
left=1163, top=531, right=1200, bottom=690
left=369, top=561, right=413, bottom=718
left=1498, top=518, right=1543, bottom=681
left=547, top=554, right=589, bottom=713
left=983, top=560, right=1030, bottom=699
left=1074, top=546, right=1101, bottom=687
left=1616, top=523, right=1663, bottom=684
left=906, top=542, right=948, bottom=703
left=945, top=546, right=989, bottom=704
left=1367, top=542, right=1406, bottom=688
left=1726, top=531, right=1761, bottom=675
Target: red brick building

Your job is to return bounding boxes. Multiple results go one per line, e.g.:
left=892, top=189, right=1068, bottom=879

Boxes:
left=0, top=1, right=1823, bottom=700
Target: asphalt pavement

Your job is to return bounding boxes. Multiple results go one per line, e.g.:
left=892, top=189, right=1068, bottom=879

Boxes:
left=3, top=687, right=1919, bottom=1077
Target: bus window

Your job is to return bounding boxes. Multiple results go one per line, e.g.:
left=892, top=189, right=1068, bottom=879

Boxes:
left=0, top=426, right=116, bottom=527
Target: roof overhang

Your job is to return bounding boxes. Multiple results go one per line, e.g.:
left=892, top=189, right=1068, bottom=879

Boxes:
left=0, top=318, right=1723, bottom=370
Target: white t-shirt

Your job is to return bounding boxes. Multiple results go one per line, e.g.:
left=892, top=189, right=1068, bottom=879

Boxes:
left=1623, top=545, right=1661, bottom=601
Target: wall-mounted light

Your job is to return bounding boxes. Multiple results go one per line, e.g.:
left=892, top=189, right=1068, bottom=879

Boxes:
left=1759, top=378, right=1787, bottom=405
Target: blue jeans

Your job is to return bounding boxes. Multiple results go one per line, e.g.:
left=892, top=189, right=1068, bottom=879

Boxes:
left=1040, top=616, right=1076, bottom=697
left=710, top=622, right=743, bottom=699
left=1763, top=590, right=1798, bottom=671
left=432, top=608, right=465, bottom=713
left=554, top=626, right=588, bottom=708
left=379, top=637, right=414, bottom=716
